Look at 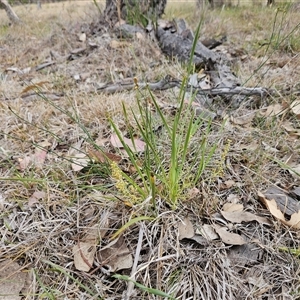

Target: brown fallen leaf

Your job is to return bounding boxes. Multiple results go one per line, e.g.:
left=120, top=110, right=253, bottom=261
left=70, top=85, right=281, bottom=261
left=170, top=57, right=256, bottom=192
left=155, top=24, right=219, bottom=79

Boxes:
left=73, top=242, right=97, bottom=272
left=221, top=210, right=271, bottom=225
left=215, top=226, right=246, bottom=245
left=258, top=191, right=300, bottom=229
left=18, top=148, right=47, bottom=171
left=32, top=149, right=47, bottom=169
left=72, top=226, right=100, bottom=272
left=197, top=224, right=219, bottom=241
left=71, top=153, right=89, bottom=171
left=28, top=190, right=46, bottom=207
left=290, top=100, right=300, bottom=117
left=98, top=236, right=132, bottom=274
left=87, top=148, right=122, bottom=163
left=110, top=134, right=145, bottom=152
left=259, top=103, right=287, bottom=117
left=261, top=187, right=300, bottom=216
left=18, top=156, right=31, bottom=171
left=178, top=217, right=194, bottom=240
left=0, top=259, right=28, bottom=300
left=222, top=203, right=243, bottom=212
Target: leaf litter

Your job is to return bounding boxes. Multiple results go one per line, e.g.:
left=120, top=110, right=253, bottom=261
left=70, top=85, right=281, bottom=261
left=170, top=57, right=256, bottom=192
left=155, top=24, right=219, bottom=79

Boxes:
left=0, top=2, right=300, bottom=300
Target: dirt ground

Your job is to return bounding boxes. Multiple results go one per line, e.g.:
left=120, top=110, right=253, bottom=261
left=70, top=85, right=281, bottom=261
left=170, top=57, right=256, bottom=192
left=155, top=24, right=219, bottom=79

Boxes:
left=0, top=1, right=300, bottom=299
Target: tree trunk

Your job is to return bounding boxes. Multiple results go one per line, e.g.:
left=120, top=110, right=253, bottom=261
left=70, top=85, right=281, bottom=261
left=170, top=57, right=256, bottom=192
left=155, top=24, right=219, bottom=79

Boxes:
left=0, top=0, right=21, bottom=24
left=104, top=0, right=167, bottom=26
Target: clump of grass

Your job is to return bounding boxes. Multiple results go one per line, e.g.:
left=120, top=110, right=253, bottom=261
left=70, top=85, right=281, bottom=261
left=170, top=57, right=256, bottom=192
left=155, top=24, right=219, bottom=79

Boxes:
left=110, top=86, right=217, bottom=210
left=109, top=23, right=217, bottom=210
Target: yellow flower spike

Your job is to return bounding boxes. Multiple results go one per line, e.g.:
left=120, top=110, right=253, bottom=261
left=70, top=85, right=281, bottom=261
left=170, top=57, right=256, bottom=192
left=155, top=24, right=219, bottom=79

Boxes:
left=110, top=161, right=140, bottom=205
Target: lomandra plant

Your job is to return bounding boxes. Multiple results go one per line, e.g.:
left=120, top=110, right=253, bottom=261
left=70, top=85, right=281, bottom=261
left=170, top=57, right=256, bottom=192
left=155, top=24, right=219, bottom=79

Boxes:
left=110, top=23, right=217, bottom=209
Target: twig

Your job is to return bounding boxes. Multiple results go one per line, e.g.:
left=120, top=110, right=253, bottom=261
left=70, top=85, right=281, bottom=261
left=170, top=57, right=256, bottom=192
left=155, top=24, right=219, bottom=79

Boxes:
left=77, top=237, right=93, bottom=269
left=96, top=75, right=270, bottom=98
left=123, top=224, right=144, bottom=300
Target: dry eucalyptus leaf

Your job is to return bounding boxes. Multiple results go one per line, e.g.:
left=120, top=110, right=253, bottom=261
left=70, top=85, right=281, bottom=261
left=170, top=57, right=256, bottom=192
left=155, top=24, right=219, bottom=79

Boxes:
left=198, top=224, right=219, bottom=241
left=88, top=148, right=122, bottom=163
left=189, top=234, right=209, bottom=246
left=258, top=191, right=300, bottom=229
left=215, top=227, right=246, bottom=245
left=0, top=193, right=4, bottom=211
left=71, top=153, right=89, bottom=171
left=259, top=187, right=300, bottom=216
left=82, top=226, right=100, bottom=244
left=222, top=203, right=244, bottom=212
left=18, top=156, right=31, bottom=171
left=221, top=210, right=271, bottom=225
left=18, top=149, right=48, bottom=172
left=28, top=190, right=46, bottom=207
left=73, top=241, right=96, bottom=272
left=0, top=259, right=27, bottom=300
left=32, top=149, right=47, bottom=169
left=259, top=103, right=287, bottom=117
left=290, top=100, right=300, bottom=117
left=98, top=236, right=132, bottom=274
left=110, top=134, right=145, bottom=152
left=136, top=32, right=144, bottom=40
left=178, top=217, right=195, bottom=240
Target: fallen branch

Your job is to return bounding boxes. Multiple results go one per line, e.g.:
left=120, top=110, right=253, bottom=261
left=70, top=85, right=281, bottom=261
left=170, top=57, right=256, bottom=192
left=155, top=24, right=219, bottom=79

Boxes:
left=96, top=75, right=270, bottom=98
left=96, top=75, right=179, bottom=94
left=156, top=19, right=240, bottom=89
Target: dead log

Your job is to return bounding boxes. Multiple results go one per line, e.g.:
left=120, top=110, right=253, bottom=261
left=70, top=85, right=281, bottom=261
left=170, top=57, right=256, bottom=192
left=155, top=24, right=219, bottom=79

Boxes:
left=156, top=19, right=239, bottom=89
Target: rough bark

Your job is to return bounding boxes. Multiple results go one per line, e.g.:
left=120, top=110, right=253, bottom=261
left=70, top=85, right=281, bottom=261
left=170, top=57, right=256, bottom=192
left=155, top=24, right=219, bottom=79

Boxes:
left=156, top=19, right=239, bottom=88
left=0, top=0, right=21, bottom=24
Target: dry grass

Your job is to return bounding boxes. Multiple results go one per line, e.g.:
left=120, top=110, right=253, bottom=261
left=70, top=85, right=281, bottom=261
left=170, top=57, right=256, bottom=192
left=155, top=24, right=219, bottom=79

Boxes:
left=1, top=1, right=300, bottom=299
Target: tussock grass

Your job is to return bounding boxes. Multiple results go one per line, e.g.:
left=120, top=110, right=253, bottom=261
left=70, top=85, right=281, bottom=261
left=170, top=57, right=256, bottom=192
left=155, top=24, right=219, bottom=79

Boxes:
left=0, top=1, right=300, bottom=299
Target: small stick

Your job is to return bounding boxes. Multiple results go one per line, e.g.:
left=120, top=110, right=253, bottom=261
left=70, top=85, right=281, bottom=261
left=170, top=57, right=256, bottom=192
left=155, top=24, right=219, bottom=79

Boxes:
left=77, top=237, right=93, bottom=269
left=123, top=225, right=144, bottom=300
